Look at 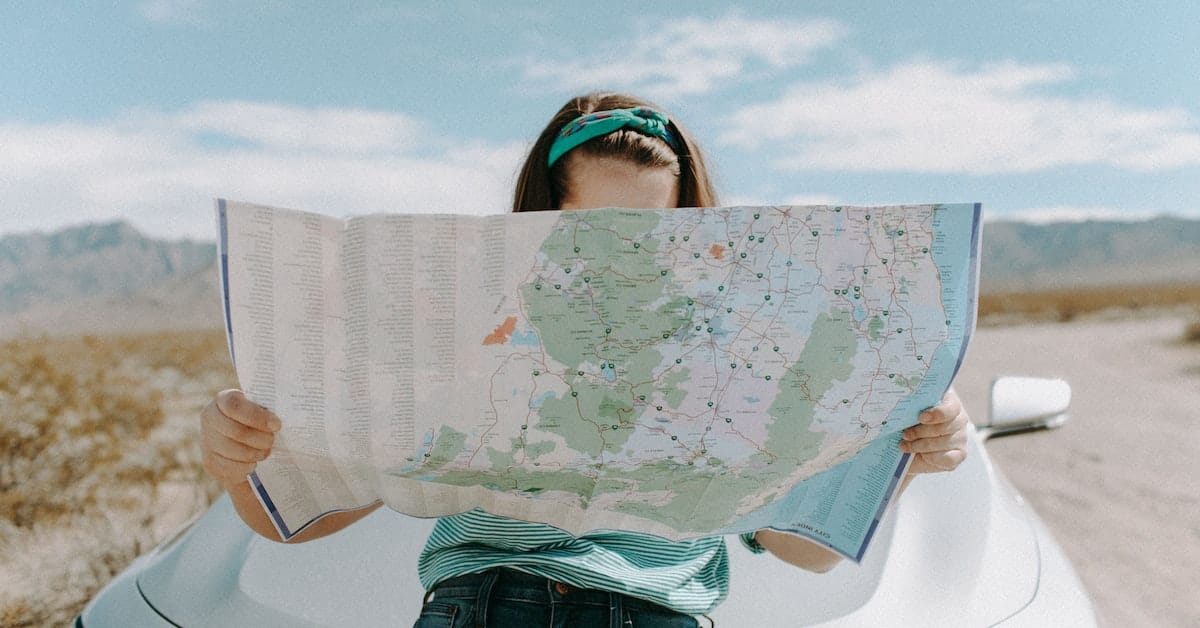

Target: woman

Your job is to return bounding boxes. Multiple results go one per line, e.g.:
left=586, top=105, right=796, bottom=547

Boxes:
left=200, top=92, right=970, bottom=627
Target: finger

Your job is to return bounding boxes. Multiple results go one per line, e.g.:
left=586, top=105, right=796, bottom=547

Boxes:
left=917, top=390, right=964, bottom=425
left=203, top=429, right=270, bottom=463
left=911, top=448, right=967, bottom=473
left=902, top=411, right=968, bottom=441
left=209, top=412, right=276, bottom=450
left=215, top=389, right=281, bottom=432
left=899, top=429, right=968, bottom=455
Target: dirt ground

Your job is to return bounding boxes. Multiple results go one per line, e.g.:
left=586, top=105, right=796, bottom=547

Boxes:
left=953, top=310, right=1200, bottom=627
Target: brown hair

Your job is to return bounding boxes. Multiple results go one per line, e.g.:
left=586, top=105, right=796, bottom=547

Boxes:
left=512, top=92, right=718, bottom=212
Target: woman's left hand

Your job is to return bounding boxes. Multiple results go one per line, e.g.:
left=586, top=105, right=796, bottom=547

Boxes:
left=899, top=389, right=970, bottom=474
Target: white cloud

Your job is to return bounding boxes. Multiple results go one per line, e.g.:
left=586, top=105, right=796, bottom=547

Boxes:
left=987, top=206, right=1166, bottom=224
left=523, top=14, right=846, bottom=99
left=722, top=60, right=1200, bottom=174
left=0, top=103, right=526, bottom=240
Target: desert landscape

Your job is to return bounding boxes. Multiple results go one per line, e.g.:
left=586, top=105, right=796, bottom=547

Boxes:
left=2, top=289, right=1197, bottom=626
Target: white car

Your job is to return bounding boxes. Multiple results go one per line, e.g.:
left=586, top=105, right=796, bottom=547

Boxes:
left=76, top=377, right=1098, bottom=627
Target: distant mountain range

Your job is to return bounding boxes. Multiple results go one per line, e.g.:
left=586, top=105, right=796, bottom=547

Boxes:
left=1, top=215, right=1197, bottom=337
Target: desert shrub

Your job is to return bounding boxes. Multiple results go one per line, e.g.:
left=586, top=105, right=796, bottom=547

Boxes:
left=0, top=330, right=232, bottom=625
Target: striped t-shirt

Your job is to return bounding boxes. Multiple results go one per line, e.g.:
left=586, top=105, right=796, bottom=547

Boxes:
left=418, top=509, right=756, bottom=615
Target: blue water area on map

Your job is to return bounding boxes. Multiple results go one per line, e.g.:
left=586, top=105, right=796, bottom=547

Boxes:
left=529, top=391, right=556, bottom=409
left=742, top=395, right=761, bottom=403
left=510, top=327, right=540, bottom=346
left=603, top=368, right=616, bottom=382
left=853, top=302, right=867, bottom=323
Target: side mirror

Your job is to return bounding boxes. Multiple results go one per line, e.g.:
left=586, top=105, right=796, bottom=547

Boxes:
left=978, top=376, right=1071, bottom=440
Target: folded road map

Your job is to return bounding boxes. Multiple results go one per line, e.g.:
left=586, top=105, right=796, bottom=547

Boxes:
left=217, top=200, right=980, bottom=560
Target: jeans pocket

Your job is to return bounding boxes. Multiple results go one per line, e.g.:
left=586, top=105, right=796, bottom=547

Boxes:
left=413, top=600, right=461, bottom=628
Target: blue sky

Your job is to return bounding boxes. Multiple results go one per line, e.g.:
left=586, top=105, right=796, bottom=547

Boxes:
left=2, top=2, right=1198, bottom=240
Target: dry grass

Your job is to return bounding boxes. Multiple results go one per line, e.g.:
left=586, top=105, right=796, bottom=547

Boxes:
left=0, top=329, right=233, bottom=626
left=978, top=282, right=1200, bottom=325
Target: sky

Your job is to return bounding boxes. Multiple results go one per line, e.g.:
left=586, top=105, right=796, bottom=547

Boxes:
left=2, top=1, right=1199, bottom=240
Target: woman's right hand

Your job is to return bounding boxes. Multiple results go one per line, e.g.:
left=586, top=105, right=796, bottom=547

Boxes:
left=200, top=389, right=281, bottom=489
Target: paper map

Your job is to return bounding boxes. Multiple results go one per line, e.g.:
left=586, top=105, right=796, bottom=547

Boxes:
left=217, top=200, right=980, bottom=560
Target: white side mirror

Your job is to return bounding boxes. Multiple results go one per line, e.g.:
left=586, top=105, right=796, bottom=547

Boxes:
left=979, top=376, right=1071, bottom=439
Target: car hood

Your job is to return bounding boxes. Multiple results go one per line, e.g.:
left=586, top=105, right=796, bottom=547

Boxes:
left=137, top=430, right=1042, bottom=626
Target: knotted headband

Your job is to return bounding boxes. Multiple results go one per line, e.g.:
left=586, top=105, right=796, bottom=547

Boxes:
left=547, top=107, right=681, bottom=167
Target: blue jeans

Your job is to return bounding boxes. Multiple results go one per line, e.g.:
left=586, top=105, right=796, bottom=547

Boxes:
left=414, top=568, right=702, bottom=628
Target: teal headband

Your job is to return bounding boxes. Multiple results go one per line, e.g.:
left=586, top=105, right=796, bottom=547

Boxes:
left=547, top=107, right=681, bottom=167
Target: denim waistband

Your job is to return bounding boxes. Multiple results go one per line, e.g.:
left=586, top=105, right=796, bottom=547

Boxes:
left=427, top=567, right=690, bottom=616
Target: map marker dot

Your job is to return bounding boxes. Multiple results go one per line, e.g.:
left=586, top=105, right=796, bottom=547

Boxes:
left=764, top=295, right=771, bottom=301
left=535, top=284, right=542, bottom=290
left=564, top=268, right=571, bottom=273
left=922, top=247, right=929, bottom=253
left=533, top=370, right=540, bottom=375
left=764, top=375, right=772, bottom=381
left=693, top=253, right=700, bottom=258
left=682, top=235, right=690, bottom=241
left=725, top=417, right=732, bottom=423
left=555, top=284, right=561, bottom=289
left=661, top=270, right=668, bottom=276
left=757, top=273, right=763, bottom=278
left=574, top=246, right=580, bottom=253
left=773, top=346, right=780, bottom=351
left=740, top=252, right=747, bottom=259
left=656, top=405, right=663, bottom=411
left=633, top=242, right=640, bottom=249
left=718, top=285, right=724, bottom=291
left=707, top=401, right=714, bottom=407
left=753, top=213, right=760, bottom=219
left=669, top=235, right=676, bottom=242
left=758, top=237, right=764, bottom=243
left=571, top=391, right=578, bottom=397
left=671, top=435, right=678, bottom=440
left=675, top=358, right=682, bottom=364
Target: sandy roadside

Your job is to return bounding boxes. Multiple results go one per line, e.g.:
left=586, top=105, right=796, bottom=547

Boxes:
left=953, top=311, right=1200, bottom=627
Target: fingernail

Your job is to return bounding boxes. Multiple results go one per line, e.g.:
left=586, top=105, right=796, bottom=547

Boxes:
left=269, top=417, right=282, bottom=431
left=919, top=412, right=933, bottom=423
left=898, top=441, right=910, bottom=453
